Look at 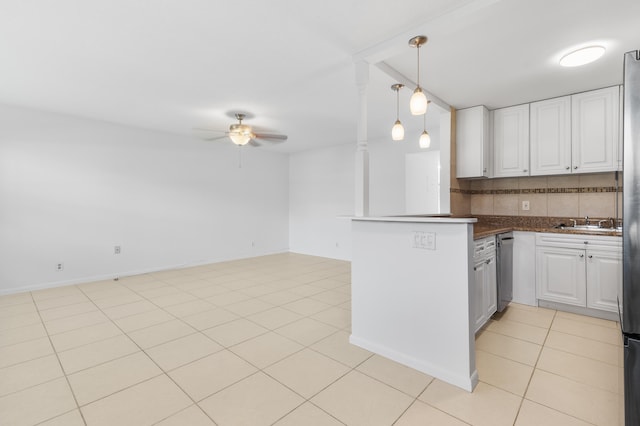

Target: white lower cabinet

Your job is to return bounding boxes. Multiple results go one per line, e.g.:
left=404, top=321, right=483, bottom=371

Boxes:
left=535, top=233, right=621, bottom=314
left=473, top=236, right=497, bottom=332
left=536, top=246, right=586, bottom=306
left=586, top=249, right=622, bottom=312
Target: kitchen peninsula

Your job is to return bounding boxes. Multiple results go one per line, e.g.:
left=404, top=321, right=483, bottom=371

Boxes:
left=350, top=215, right=478, bottom=391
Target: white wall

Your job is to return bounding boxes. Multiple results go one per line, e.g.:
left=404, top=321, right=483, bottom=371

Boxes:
left=368, top=128, right=441, bottom=216
left=0, top=104, right=290, bottom=294
left=288, top=126, right=443, bottom=261
left=289, top=144, right=354, bottom=261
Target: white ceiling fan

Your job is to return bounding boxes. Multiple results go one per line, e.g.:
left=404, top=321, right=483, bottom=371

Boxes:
left=197, top=113, right=288, bottom=147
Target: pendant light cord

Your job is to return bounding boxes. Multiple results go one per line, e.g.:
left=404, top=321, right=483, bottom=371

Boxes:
left=416, top=46, right=421, bottom=88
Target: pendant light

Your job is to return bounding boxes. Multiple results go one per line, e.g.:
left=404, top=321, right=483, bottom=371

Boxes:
left=409, top=35, right=429, bottom=115
left=419, top=108, right=431, bottom=149
left=391, top=84, right=405, bottom=140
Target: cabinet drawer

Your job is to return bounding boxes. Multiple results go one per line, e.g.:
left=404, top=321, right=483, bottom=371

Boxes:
left=474, top=236, right=496, bottom=258
left=536, top=233, right=621, bottom=250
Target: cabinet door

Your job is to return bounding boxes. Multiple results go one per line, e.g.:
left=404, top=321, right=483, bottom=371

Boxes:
left=586, top=249, right=622, bottom=312
left=530, top=96, right=572, bottom=175
left=536, top=246, right=586, bottom=307
left=493, top=104, right=530, bottom=177
left=571, top=86, right=619, bottom=173
left=456, top=106, right=490, bottom=178
left=485, top=254, right=497, bottom=317
left=473, top=260, right=486, bottom=333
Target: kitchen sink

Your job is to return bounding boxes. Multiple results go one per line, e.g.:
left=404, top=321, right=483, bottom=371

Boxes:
left=554, top=224, right=622, bottom=233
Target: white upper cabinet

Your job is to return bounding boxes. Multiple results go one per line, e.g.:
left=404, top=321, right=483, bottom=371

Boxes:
left=456, top=106, right=490, bottom=178
left=457, top=86, right=621, bottom=180
left=530, top=96, right=572, bottom=175
left=571, top=86, right=620, bottom=173
left=493, top=104, right=530, bottom=177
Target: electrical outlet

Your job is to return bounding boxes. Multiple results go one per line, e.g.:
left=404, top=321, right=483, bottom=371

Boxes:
left=522, top=200, right=530, bottom=211
left=56, top=263, right=64, bottom=271
left=114, top=245, right=121, bottom=255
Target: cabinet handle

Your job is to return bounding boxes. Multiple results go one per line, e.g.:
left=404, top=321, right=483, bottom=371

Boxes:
left=483, top=168, right=487, bottom=173
left=473, top=267, right=477, bottom=271
left=574, top=166, right=578, bottom=169
left=588, top=255, right=593, bottom=258
left=579, top=254, right=584, bottom=258
left=523, top=169, right=528, bottom=173
left=486, top=259, right=491, bottom=264
left=565, top=166, right=570, bottom=170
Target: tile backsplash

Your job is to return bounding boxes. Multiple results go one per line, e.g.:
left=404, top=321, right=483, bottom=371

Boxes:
left=459, top=172, right=622, bottom=219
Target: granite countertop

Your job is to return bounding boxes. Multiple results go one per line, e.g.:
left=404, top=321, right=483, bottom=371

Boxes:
left=472, top=216, right=622, bottom=239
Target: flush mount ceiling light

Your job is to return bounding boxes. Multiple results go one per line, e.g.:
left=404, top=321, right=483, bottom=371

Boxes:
left=391, top=83, right=405, bottom=141
left=559, top=45, right=606, bottom=67
left=409, top=35, right=429, bottom=115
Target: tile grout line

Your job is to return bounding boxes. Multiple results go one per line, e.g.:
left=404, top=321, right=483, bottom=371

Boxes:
left=72, top=282, right=221, bottom=426
left=71, top=265, right=349, bottom=424
left=513, top=308, right=609, bottom=426
left=28, top=288, right=89, bottom=426
left=508, top=307, right=556, bottom=426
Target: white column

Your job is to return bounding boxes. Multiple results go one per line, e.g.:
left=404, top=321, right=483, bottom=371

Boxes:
left=355, top=60, right=370, bottom=217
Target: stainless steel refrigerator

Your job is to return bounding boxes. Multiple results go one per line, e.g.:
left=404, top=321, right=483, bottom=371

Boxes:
left=623, top=49, right=640, bottom=426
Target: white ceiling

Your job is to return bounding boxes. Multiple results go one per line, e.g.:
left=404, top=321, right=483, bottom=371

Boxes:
left=1, top=0, right=638, bottom=153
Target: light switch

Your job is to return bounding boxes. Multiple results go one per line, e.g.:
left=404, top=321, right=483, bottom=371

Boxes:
left=413, top=231, right=436, bottom=250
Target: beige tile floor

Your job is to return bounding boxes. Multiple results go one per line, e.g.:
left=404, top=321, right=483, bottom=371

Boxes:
left=0, top=253, right=624, bottom=426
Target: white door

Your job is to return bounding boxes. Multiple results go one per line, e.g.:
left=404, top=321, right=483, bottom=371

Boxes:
left=536, top=246, right=586, bottom=307
left=530, top=96, right=572, bottom=175
left=405, top=151, right=440, bottom=214
left=586, top=249, right=622, bottom=312
left=493, top=104, right=530, bottom=177
left=571, top=86, right=619, bottom=173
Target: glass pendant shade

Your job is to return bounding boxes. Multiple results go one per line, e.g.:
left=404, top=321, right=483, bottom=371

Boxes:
left=410, top=87, right=428, bottom=115
left=392, top=120, right=405, bottom=141
left=229, top=133, right=251, bottom=145
left=390, top=83, right=405, bottom=141
left=419, top=130, right=431, bottom=148
left=229, top=124, right=252, bottom=145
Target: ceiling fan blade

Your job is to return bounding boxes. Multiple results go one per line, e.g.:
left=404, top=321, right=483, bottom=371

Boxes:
left=249, top=139, right=261, bottom=147
left=203, top=135, right=229, bottom=141
left=253, top=133, right=288, bottom=141
left=192, top=127, right=226, bottom=133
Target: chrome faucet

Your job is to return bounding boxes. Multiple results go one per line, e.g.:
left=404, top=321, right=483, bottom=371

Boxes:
left=570, top=219, right=577, bottom=228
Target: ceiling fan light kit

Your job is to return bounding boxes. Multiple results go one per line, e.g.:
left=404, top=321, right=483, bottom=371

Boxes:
left=228, top=114, right=253, bottom=146
left=390, top=35, right=430, bottom=148
left=199, top=113, right=287, bottom=148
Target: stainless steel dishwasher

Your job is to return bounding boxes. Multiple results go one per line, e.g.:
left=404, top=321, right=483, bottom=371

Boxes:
left=496, top=232, right=514, bottom=312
